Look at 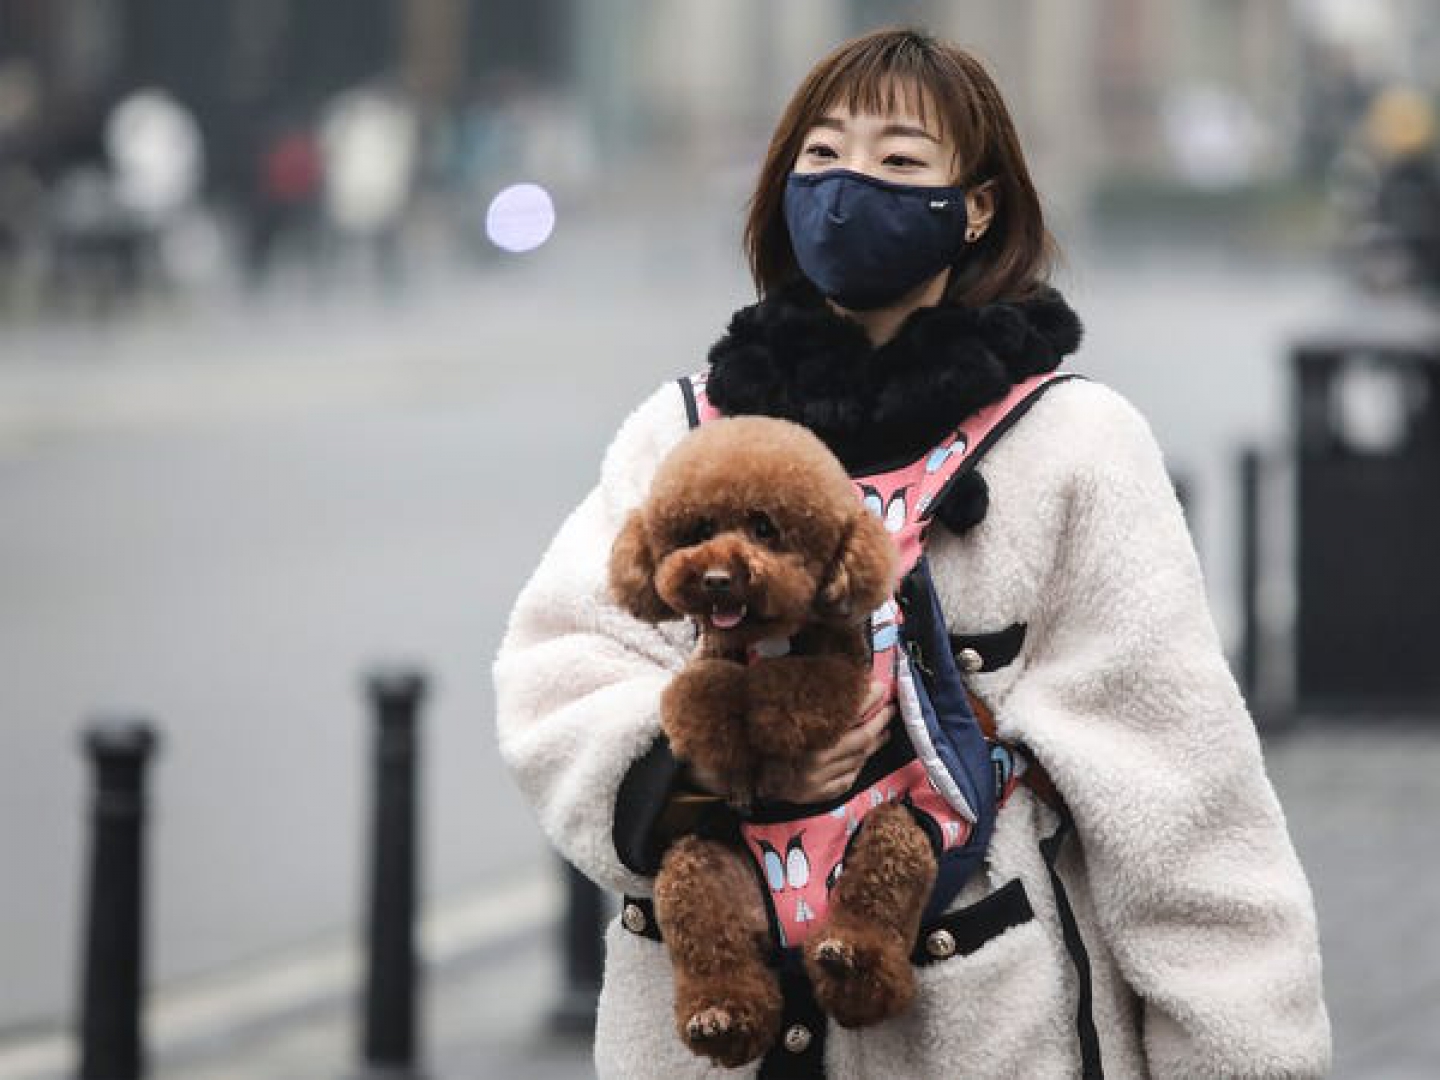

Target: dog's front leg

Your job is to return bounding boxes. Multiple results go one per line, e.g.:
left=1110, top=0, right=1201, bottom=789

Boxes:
left=654, top=836, right=781, bottom=1066
left=804, top=802, right=938, bottom=1027
left=661, top=657, right=760, bottom=805
left=745, top=654, right=869, bottom=761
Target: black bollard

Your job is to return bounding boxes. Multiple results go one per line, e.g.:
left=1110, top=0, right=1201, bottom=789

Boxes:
left=549, top=861, right=606, bottom=1036
left=78, top=719, right=159, bottom=1080
left=1238, top=448, right=1262, bottom=701
left=358, top=668, right=428, bottom=1079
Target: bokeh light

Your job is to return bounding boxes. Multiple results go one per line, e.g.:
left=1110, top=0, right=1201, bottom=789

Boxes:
left=484, top=183, right=556, bottom=253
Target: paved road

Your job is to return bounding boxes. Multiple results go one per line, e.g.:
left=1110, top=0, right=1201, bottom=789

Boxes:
left=148, top=726, right=1440, bottom=1079
left=0, top=193, right=742, bottom=1030
left=6, top=727, right=1436, bottom=1079
left=4, top=186, right=1431, bottom=1076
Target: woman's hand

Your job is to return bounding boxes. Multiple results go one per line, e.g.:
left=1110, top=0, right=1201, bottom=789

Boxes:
left=678, top=681, right=894, bottom=803
left=757, top=680, right=893, bottom=803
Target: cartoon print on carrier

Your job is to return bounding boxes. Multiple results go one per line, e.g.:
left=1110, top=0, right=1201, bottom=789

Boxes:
left=859, top=482, right=910, bottom=535
left=870, top=597, right=900, bottom=655
left=743, top=765, right=972, bottom=947
left=688, top=369, right=1060, bottom=947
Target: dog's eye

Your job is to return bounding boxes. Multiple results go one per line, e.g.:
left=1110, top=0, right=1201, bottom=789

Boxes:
left=748, top=512, right=780, bottom=543
left=679, top=517, right=716, bottom=546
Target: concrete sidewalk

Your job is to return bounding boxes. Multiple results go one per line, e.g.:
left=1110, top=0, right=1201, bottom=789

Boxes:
left=0, top=869, right=595, bottom=1080
left=1265, top=723, right=1440, bottom=1078
left=0, top=231, right=1433, bottom=1076
left=152, top=930, right=593, bottom=1080
left=3, top=724, right=1436, bottom=1079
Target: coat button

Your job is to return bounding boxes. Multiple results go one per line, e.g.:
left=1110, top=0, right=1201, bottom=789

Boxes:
left=783, top=1023, right=812, bottom=1053
left=621, top=902, right=647, bottom=934
left=926, top=928, right=958, bottom=959
left=957, top=647, right=984, bottom=673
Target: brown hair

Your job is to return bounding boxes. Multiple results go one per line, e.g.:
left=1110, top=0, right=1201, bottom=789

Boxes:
left=743, top=28, right=1056, bottom=308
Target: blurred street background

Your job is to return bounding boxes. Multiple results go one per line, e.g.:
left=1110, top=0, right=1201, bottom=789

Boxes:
left=2, top=1, right=1439, bottom=1077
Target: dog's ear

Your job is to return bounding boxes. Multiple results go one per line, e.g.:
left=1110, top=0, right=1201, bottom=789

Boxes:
left=608, top=509, right=676, bottom=623
left=816, top=511, right=897, bottom=621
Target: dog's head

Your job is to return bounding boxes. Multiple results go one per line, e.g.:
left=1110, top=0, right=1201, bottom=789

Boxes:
left=609, top=416, right=896, bottom=644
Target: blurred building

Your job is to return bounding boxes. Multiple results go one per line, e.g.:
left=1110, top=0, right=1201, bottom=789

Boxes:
left=612, top=2, right=1321, bottom=202
left=5, top=0, right=1439, bottom=219
left=0, top=0, right=574, bottom=192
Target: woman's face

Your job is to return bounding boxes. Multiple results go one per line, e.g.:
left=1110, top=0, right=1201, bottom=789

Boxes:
left=788, top=97, right=997, bottom=270
left=792, top=101, right=959, bottom=186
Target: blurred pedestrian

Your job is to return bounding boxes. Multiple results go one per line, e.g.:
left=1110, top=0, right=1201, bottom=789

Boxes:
left=244, top=115, right=323, bottom=286
left=1331, top=85, right=1440, bottom=296
left=0, top=59, right=44, bottom=304
left=1363, top=87, right=1440, bottom=293
left=318, top=86, right=418, bottom=291
left=495, top=28, right=1330, bottom=1079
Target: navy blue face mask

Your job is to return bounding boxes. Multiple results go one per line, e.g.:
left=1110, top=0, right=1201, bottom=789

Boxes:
left=783, top=169, right=970, bottom=311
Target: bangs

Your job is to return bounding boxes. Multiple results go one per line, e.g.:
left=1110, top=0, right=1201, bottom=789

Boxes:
left=807, top=32, right=978, bottom=157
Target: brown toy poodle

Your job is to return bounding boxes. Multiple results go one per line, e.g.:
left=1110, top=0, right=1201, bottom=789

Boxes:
left=609, top=416, right=939, bottom=1066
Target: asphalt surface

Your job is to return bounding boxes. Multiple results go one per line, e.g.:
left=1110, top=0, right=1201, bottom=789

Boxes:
left=1, top=193, right=1436, bottom=1076
left=7, top=727, right=1435, bottom=1079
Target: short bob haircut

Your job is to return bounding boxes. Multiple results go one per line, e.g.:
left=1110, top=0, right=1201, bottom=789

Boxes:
left=744, top=28, right=1056, bottom=308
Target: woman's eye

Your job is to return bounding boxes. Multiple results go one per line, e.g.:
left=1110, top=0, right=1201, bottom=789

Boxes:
left=884, top=154, right=924, bottom=168
left=680, top=518, right=716, bottom=546
left=804, top=143, right=838, bottom=160
left=748, top=512, right=779, bottom=543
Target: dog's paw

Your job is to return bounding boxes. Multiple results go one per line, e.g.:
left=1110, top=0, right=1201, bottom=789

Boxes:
left=686, top=1006, right=732, bottom=1041
left=804, top=927, right=915, bottom=1029
left=744, top=700, right=811, bottom=758
left=662, top=660, right=758, bottom=781
left=813, top=936, right=858, bottom=974
left=676, top=988, right=782, bottom=1067
left=744, top=663, right=855, bottom=758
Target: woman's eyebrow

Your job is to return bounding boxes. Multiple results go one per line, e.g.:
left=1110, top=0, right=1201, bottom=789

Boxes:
left=810, top=117, right=939, bottom=142
left=880, top=123, right=939, bottom=142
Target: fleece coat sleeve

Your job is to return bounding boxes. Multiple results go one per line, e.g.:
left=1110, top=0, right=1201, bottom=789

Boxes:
left=493, top=384, right=694, bottom=896
left=997, top=385, right=1331, bottom=1079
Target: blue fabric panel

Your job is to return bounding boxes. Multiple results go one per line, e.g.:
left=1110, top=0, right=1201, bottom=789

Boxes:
left=902, top=557, right=1000, bottom=919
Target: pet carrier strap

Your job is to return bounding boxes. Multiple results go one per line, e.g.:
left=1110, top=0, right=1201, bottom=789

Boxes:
left=1040, top=809, right=1104, bottom=1079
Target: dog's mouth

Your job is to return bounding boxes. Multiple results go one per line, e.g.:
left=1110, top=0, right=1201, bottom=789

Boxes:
left=708, top=601, right=748, bottom=630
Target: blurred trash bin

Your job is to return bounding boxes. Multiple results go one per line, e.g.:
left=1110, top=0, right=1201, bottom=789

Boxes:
left=1292, top=338, right=1440, bottom=715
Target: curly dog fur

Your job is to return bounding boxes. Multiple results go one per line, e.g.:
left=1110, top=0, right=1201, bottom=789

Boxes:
left=609, top=416, right=943, bottom=1064
left=611, top=416, right=895, bottom=803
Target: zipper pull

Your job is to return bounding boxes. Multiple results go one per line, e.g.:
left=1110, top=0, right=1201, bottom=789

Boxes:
left=906, top=639, right=934, bottom=679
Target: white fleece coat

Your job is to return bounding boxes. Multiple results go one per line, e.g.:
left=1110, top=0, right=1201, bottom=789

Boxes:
left=493, top=376, right=1331, bottom=1079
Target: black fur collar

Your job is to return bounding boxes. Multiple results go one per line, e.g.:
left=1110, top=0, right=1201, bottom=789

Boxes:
left=705, top=281, right=1083, bottom=473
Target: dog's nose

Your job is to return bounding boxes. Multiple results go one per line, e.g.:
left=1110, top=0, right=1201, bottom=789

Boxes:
left=702, top=570, right=732, bottom=595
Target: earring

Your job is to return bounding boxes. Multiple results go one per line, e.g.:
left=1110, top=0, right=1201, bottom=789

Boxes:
left=966, top=228, right=980, bottom=243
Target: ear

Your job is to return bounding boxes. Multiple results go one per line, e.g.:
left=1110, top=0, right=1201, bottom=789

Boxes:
left=965, top=179, right=998, bottom=242
left=608, top=509, right=676, bottom=623
left=816, top=512, right=897, bottom=621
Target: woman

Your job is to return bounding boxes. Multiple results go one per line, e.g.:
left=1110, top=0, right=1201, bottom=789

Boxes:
left=494, top=28, right=1330, bottom=1079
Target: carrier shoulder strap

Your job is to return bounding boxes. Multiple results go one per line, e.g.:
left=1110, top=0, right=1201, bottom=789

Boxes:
left=676, top=366, right=1103, bottom=1079
left=1041, top=809, right=1105, bottom=1078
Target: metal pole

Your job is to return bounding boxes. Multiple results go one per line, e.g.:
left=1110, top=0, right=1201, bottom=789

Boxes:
left=78, top=719, right=159, bottom=1080
left=549, top=861, right=605, bottom=1036
left=358, top=667, right=428, bottom=1079
left=1239, top=448, right=1262, bottom=701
